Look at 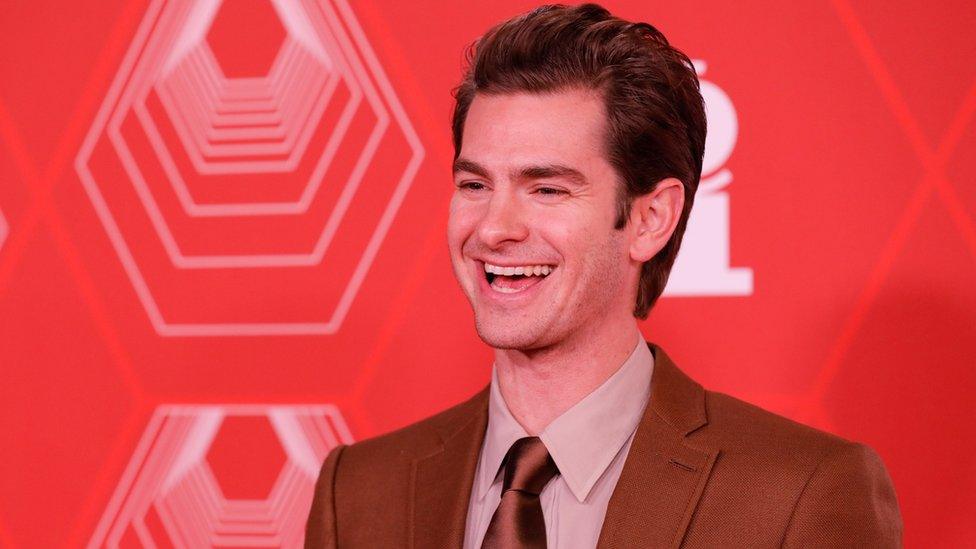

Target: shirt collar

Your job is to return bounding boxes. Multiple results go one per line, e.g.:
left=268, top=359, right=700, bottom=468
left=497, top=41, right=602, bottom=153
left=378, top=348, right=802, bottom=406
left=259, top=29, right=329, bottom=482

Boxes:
left=475, top=338, right=655, bottom=503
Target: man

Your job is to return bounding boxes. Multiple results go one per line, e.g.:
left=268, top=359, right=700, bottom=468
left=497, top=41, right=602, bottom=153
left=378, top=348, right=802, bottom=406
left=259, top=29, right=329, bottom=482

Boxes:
left=305, top=4, right=902, bottom=548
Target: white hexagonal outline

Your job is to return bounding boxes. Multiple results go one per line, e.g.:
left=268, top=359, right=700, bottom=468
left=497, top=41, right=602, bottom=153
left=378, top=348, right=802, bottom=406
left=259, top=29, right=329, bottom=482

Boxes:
left=88, top=404, right=353, bottom=547
left=149, top=45, right=351, bottom=212
left=108, top=0, right=407, bottom=267
left=111, top=0, right=397, bottom=264
left=75, top=0, right=424, bottom=335
left=146, top=32, right=363, bottom=216
left=154, top=34, right=338, bottom=161
left=157, top=42, right=330, bottom=148
left=117, top=0, right=375, bottom=228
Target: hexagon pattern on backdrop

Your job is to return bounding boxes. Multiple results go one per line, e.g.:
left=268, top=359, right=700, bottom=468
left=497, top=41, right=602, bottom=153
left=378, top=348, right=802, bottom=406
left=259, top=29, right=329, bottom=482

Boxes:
left=75, top=0, right=424, bottom=336
left=0, top=1, right=971, bottom=548
left=88, top=404, right=352, bottom=548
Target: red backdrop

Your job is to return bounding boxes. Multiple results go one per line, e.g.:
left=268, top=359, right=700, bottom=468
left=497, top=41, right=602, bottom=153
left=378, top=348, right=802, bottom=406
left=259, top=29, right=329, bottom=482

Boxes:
left=1, top=0, right=974, bottom=547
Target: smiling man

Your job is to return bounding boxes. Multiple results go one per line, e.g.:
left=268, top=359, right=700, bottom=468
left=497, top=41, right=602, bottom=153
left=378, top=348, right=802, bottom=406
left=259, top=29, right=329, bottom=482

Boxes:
left=305, top=4, right=902, bottom=548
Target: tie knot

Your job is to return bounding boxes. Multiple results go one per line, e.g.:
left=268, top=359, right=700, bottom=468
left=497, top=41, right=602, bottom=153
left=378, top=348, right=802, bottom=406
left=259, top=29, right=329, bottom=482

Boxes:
left=501, top=437, right=559, bottom=496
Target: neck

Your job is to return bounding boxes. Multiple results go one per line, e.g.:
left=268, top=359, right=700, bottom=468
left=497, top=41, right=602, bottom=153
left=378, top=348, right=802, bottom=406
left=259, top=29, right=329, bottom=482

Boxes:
left=493, top=316, right=643, bottom=435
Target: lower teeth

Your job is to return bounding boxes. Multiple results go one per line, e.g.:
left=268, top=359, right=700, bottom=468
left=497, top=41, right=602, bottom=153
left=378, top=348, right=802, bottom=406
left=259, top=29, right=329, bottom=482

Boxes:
left=489, top=274, right=547, bottom=293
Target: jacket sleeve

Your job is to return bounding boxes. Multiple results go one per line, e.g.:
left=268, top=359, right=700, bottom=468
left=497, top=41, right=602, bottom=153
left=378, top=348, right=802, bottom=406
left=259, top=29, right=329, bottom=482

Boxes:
left=782, top=441, right=903, bottom=548
left=304, top=444, right=347, bottom=549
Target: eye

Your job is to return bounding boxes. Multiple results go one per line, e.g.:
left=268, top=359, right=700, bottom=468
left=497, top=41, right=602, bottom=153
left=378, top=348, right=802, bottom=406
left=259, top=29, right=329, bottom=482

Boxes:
left=456, top=181, right=488, bottom=192
left=534, top=186, right=567, bottom=196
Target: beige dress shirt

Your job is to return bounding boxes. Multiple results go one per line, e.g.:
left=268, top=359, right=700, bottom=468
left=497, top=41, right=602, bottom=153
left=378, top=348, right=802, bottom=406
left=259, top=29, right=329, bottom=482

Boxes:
left=462, top=339, right=655, bottom=548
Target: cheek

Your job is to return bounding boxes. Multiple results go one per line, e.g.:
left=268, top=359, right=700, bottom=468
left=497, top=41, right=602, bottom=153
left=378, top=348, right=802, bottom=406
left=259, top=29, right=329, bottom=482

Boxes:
left=548, top=215, right=628, bottom=289
left=447, top=199, right=477, bottom=251
left=539, top=208, right=610, bottom=258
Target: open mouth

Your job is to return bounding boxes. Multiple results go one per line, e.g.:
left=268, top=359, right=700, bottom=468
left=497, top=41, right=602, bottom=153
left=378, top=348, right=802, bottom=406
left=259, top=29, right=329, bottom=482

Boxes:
left=483, top=262, right=554, bottom=294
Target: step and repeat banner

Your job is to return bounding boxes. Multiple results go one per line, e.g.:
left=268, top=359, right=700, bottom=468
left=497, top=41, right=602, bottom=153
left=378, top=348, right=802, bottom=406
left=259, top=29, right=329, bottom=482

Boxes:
left=0, top=0, right=973, bottom=547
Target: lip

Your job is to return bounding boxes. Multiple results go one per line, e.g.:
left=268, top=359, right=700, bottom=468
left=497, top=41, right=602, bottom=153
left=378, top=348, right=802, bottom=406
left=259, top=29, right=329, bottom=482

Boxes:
left=474, top=259, right=554, bottom=303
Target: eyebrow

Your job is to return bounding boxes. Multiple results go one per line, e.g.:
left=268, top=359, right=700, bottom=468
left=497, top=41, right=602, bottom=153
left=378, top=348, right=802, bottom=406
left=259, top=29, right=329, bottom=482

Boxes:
left=452, top=158, right=490, bottom=178
left=453, top=158, right=588, bottom=186
left=516, top=164, right=588, bottom=186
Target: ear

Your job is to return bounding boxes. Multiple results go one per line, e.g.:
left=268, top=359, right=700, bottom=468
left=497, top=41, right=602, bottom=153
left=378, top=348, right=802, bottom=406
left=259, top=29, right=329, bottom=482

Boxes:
left=628, top=178, right=685, bottom=263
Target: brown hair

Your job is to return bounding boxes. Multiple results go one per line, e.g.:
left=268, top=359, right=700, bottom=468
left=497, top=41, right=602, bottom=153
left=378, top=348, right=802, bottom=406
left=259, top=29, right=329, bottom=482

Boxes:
left=451, top=3, right=706, bottom=318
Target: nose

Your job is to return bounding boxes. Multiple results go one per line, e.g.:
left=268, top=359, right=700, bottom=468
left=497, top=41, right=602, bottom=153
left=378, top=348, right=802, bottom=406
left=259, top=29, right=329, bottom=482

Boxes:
left=477, top=186, right=529, bottom=249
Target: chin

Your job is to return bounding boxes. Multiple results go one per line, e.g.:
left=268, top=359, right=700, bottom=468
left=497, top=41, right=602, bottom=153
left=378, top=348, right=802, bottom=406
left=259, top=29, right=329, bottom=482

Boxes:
left=472, top=312, right=553, bottom=351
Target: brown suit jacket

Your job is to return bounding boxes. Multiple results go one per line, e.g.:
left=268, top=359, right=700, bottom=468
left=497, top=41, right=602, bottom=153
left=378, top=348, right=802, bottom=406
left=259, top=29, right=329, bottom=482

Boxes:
left=305, top=343, right=902, bottom=548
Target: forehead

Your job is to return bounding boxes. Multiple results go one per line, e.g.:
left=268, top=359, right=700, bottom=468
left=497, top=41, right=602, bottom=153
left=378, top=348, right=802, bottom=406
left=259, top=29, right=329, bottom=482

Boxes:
left=460, top=88, right=609, bottom=169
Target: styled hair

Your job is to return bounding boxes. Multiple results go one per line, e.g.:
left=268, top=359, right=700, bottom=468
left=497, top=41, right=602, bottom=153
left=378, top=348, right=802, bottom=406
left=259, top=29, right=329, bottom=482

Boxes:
left=451, top=3, right=706, bottom=318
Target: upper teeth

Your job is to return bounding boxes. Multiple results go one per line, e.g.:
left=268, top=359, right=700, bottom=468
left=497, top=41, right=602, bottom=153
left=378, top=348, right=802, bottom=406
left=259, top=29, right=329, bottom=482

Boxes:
left=484, top=263, right=553, bottom=276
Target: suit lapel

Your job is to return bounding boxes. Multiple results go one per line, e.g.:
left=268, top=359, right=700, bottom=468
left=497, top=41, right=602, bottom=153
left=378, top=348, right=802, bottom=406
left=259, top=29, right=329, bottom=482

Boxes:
left=407, top=343, right=717, bottom=548
left=597, top=343, right=720, bottom=549
left=410, top=387, right=490, bottom=549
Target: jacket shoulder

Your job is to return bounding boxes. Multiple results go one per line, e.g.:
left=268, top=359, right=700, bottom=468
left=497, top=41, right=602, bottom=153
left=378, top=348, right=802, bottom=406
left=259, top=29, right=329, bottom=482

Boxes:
left=695, top=388, right=897, bottom=499
left=307, top=387, right=489, bottom=546
left=684, top=389, right=902, bottom=547
left=702, top=389, right=850, bottom=454
left=340, top=385, right=488, bottom=465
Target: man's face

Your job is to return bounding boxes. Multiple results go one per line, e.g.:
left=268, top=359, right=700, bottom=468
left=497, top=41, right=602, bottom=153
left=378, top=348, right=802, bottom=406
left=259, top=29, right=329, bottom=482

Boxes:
left=448, top=88, right=635, bottom=351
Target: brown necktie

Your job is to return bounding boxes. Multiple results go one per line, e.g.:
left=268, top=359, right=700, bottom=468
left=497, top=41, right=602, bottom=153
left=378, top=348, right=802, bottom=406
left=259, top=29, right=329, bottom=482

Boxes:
left=481, top=436, right=560, bottom=548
